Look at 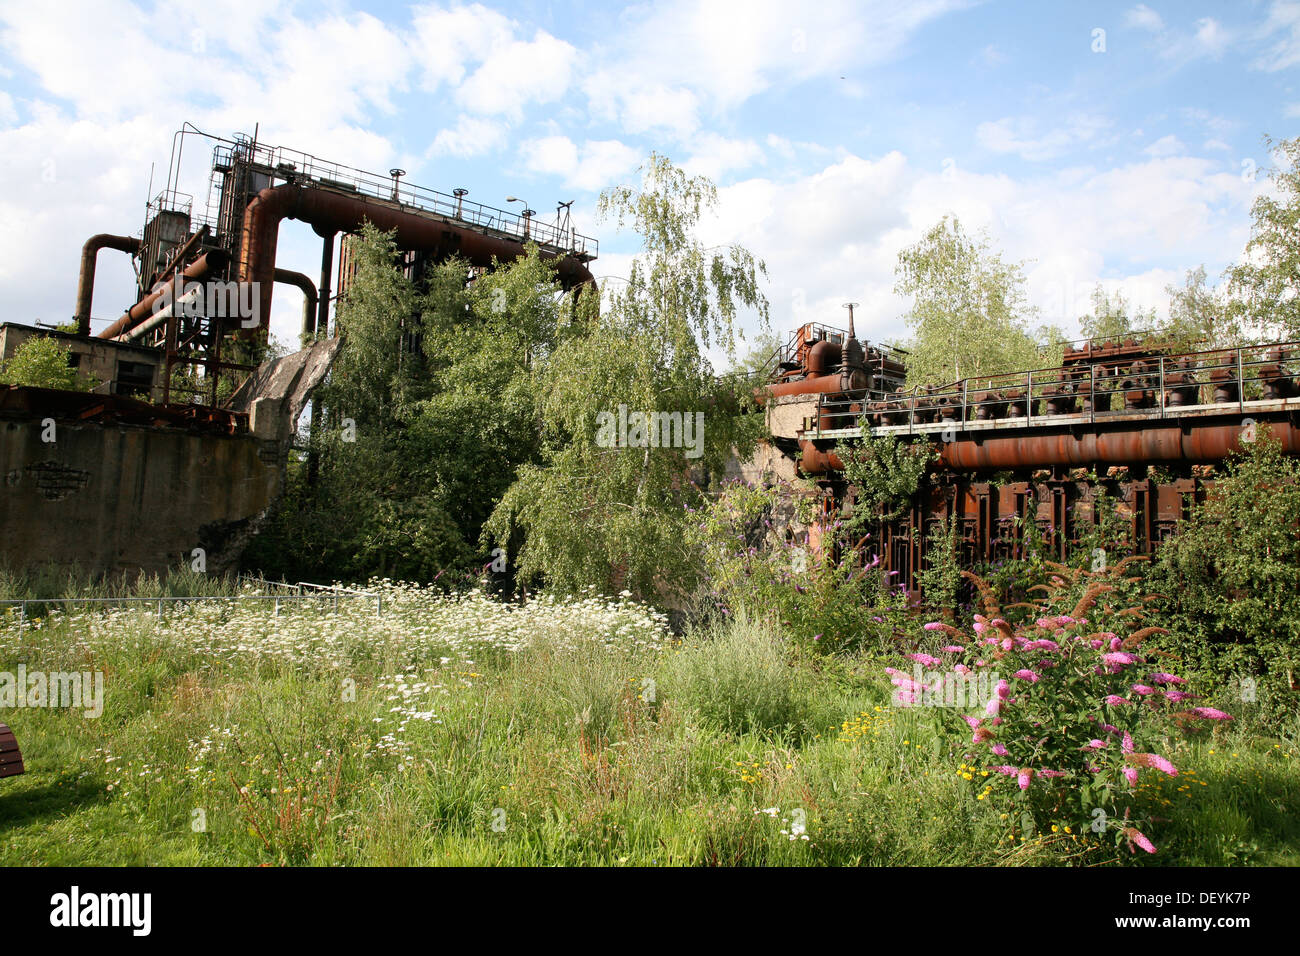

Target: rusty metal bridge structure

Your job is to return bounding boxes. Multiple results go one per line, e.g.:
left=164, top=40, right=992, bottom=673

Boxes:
left=761, top=321, right=1300, bottom=596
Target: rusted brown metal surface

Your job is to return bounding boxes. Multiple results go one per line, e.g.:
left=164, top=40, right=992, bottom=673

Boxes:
left=74, top=234, right=141, bottom=336
left=0, top=384, right=245, bottom=435
left=71, top=127, right=600, bottom=403
left=271, top=268, right=317, bottom=337
left=238, top=182, right=596, bottom=338
left=94, top=250, right=228, bottom=341
left=861, top=470, right=1215, bottom=595
left=0, top=723, right=25, bottom=778
left=766, top=321, right=1300, bottom=597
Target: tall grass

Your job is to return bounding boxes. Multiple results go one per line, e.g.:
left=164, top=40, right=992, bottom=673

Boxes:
left=662, top=610, right=819, bottom=741
left=0, top=580, right=1295, bottom=866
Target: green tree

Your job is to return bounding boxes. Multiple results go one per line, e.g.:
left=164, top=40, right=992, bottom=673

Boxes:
left=486, top=153, right=770, bottom=602
left=246, top=223, right=570, bottom=583
left=1163, top=265, right=1245, bottom=351
left=1077, top=284, right=1156, bottom=343
left=0, top=335, right=92, bottom=391
left=1227, top=135, right=1300, bottom=340
left=895, top=216, right=1056, bottom=386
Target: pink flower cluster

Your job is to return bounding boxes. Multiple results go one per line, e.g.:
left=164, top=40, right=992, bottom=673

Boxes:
left=888, top=607, right=1235, bottom=850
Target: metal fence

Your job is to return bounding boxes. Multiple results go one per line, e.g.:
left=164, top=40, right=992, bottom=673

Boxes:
left=812, top=340, right=1300, bottom=437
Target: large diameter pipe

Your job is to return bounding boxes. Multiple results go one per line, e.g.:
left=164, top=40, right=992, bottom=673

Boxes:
left=795, top=420, right=1300, bottom=476
left=272, top=268, right=318, bottom=338
left=238, top=183, right=597, bottom=335
left=122, top=285, right=204, bottom=342
left=95, top=250, right=229, bottom=340
left=937, top=421, right=1300, bottom=469
left=760, top=368, right=869, bottom=407
left=74, top=234, right=141, bottom=336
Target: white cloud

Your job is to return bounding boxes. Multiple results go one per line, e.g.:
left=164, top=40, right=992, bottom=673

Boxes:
left=1252, top=0, right=1300, bottom=71
left=1143, top=134, right=1185, bottom=157
left=410, top=3, right=515, bottom=88
left=693, top=149, right=1259, bottom=358
left=0, top=91, right=15, bottom=126
left=580, top=0, right=964, bottom=140
left=518, top=135, right=640, bottom=192
left=456, top=30, right=577, bottom=118
left=1141, top=15, right=1231, bottom=64
left=428, top=114, right=508, bottom=158
left=1125, top=4, right=1165, bottom=33
left=976, top=114, right=1113, bottom=161
left=618, top=85, right=701, bottom=138
left=682, top=133, right=764, bottom=181
left=1189, top=18, right=1230, bottom=58
left=409, top=4, right=576, bottom=119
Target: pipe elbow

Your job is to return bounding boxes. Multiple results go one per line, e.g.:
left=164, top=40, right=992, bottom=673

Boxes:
left=75, top=234, right=141, bottom=336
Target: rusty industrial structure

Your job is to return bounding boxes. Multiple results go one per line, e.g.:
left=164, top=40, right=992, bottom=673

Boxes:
left=2, top=125, right=599, bottom=576
left=73, top=124, right=597, bottom=403
left=760, top=318, right=1300, bottom=596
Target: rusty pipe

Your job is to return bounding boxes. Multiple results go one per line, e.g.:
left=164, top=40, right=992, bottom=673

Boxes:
left=806, top=340, right=841, bottom=376
left=762, top=368, right=868, bottom=402
left=797, top=420, right=1300, bottom=475
left=95, top=250, right=229, bottom=340
left=273, top=268, right=318, bottom=338
left=74, top=234, right=141, bottom=336
left=937, top=421, right=1300, bottom=469
left=239, top=183, right=597, bottom=335
left=797, top=440, right=844, bottom=475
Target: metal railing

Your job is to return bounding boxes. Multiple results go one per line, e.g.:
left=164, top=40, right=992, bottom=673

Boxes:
left=211, top=142, right=597, bottom=258
left=810, top=341, right=1300, bottom=436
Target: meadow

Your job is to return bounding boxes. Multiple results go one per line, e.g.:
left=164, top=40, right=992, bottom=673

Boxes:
left=0, top=576, right=1295, bottom=867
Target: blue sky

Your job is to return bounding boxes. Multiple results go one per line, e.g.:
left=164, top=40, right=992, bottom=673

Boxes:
left=1, top=0, right=1297, bottom=361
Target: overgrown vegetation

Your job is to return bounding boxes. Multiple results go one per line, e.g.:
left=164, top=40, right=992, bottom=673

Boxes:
left=1147, top=434, right=1300, bottom=730
left=0, top=335, right=93, bottom=391
left=1, top=575, right=1293, bottom=866
left=839, top=433, right=934, bottom=525
left=6, top=144, right=1300, bottom=867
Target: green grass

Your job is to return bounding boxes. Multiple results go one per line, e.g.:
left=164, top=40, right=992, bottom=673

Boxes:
left=0, top=582, right=1296, bottom=866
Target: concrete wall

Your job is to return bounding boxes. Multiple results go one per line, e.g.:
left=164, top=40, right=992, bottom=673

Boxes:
left=0, top=417, right=282, bottom=576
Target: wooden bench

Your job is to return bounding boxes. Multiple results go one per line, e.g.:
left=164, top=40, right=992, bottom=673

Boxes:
left=0, top=723, right=24, bottom=778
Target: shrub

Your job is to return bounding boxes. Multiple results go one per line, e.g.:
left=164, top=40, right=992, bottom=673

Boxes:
left=1147, top=434, right=1300, bottom=730
left=690, top=478, right=908, bottom=653
left=0, top=335, right=93, bottom=391
left=887, top=565, right=1232, bottom=857
left=840, top=433, right=934, bottom=526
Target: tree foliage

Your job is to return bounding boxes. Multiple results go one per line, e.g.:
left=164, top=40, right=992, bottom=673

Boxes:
left=485, top=153, right=770, bottom=602
left=1228, top=135, right=1300, bottom=341
left=1076, top=284, right=1156, bottom=344
left=246, top=223, right=569, bottom=583
left=840, top=433, right=934, bottom=525
left=1163, top=266, right=1246, bottom=351
left=1146, top=433, right=1300, bottom=729
left=896, top=216, right=1063, bottom=386
left=0, top=335, right=92, bottom=391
